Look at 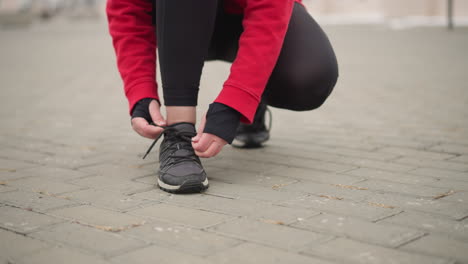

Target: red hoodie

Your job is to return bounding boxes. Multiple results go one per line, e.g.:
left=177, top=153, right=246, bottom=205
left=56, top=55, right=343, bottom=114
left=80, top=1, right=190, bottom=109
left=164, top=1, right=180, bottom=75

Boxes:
left=107, top=0, right=302, bottom=123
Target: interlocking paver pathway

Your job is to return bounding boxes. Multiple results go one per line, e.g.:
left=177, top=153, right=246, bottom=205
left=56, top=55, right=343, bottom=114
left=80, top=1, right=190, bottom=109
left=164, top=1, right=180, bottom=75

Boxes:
left=1, top=16, right=468, bottom=264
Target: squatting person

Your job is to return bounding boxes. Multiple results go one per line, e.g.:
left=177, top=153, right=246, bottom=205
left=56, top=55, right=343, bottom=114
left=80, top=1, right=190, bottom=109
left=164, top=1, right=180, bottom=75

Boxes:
left=106, top=0, right=338, bottom=193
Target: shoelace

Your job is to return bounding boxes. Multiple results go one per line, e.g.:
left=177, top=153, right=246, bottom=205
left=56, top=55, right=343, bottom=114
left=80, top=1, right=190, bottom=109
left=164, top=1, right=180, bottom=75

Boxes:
left=142, top=124, right=196, bottom=160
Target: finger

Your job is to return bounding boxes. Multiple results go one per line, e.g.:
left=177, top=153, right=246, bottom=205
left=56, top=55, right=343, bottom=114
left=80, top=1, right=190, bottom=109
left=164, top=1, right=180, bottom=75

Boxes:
left=132, top=118, right=164, bottom=139
left=149, top=100, right=166, bottom=126
left=196, top=142, right=224, bottom=158
left=192, top=133, right=213, bottom=152
left=192, top=113, right=207, bottom=142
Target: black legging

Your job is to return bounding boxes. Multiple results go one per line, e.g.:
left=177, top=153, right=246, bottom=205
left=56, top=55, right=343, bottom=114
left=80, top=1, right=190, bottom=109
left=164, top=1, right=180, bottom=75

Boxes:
left=156, top=0, right=338, bottom=111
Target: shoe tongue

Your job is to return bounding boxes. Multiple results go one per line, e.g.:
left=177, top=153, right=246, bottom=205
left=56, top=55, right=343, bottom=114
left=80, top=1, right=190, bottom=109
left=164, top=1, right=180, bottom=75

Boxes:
left=170, top=122, right=196, bottom=134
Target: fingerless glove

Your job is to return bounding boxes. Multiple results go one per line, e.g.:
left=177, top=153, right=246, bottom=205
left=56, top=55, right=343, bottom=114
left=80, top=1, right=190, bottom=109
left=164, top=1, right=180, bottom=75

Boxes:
left=203, top=103, right=241, bottom=144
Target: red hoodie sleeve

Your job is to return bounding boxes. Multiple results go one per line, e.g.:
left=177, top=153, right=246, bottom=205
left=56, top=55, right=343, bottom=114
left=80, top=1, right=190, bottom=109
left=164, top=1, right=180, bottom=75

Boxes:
left=215, top=0, right=295, bottom=123
left=106, top=0, right=158, bottom=115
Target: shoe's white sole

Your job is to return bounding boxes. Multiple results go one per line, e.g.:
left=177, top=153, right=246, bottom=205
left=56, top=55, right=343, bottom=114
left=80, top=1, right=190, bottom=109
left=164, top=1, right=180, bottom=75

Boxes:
left=158, top=177, right=209, bottom=193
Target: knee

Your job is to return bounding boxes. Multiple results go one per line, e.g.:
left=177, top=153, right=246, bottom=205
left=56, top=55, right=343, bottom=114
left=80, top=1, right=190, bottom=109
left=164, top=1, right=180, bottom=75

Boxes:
left=287, top=63, right=338, bottom=111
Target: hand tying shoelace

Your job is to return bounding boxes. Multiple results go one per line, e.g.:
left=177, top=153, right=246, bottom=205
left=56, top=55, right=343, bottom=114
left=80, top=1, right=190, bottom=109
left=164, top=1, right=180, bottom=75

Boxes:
left=142, top=123, right=196, bottom=160
left=141, top=122, right=209, bottom=193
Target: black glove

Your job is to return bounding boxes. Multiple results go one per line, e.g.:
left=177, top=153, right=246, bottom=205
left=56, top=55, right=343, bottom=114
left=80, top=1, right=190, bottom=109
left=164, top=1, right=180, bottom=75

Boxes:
left=203, top=103, right=241, bottom=144
left=131, top=98, right=158, bottom=123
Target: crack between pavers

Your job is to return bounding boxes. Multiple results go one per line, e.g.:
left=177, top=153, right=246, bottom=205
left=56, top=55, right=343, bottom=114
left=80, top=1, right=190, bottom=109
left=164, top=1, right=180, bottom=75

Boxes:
left=394, top=232, right=429, bottom=249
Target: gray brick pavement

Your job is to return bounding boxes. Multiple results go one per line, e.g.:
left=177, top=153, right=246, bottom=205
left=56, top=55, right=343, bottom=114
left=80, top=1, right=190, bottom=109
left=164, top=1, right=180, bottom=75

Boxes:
left=0, top=205, right=64, bottom=234
left=128, top=203, right=234, bottom=229
left=121, top=220, right=242, bottom=257
left=379, top=211, right=468, bottom=241
left=16, top=246, right=112, bottom=264
left=292, top=213, right=425, bottom=247
left=303, top=238, right=454, bottom=264
left=1, top=18, right=468, bottom=264
left=208, top=218, right=333, bottom=251
left=30, top=222, right=146, bottom=257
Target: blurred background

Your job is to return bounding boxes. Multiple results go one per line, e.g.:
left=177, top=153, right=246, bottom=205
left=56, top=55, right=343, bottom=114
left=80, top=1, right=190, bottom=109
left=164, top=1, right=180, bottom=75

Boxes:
left=1, top=0, right=468, bottom=27
left=0, top=0, right=467, bottom=146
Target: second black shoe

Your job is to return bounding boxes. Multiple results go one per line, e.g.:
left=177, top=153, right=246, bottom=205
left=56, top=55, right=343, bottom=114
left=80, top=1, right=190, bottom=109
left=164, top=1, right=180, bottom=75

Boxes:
left=232, top=102, right=271, bottom=148
left=143, top=122, right=208, bottom=193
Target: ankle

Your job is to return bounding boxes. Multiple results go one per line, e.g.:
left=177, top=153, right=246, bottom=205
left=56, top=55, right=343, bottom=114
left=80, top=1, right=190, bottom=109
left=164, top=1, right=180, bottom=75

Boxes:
left=166, top=106, right=196, bottom=125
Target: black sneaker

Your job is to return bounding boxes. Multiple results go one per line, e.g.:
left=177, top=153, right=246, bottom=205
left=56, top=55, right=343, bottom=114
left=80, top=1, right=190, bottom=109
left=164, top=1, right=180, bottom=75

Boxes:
left=143, top=122, right=208, bottom=193
left=232, top=102, right=271, bottom=148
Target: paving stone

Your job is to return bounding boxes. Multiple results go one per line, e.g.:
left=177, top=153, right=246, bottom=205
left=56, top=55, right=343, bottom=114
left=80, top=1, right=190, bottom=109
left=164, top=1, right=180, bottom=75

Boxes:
left=129, top=203, right=233, bottom=228
left=343, top=167, right=441, bottom=185
left=50, top=205, right=145, bottom=228
left=283, top=181, right=371, bottom=202
left=39, top=153, right=114, bottom=170
left=364, top=192, right=468, bottom=220
left=0, top=136, right=62, bottom=153
left=129, top=189, right=171, bottom=202
left=17, top=246, right=112, bottom=264
left=279, top=196, right=401, bottom=222
left=208, top=243, right=337, bottom=264
left=208, top=169, right=299, bottom=188
left=377, top=147, right=456, bottom=160
left=357, top=179, right=451, bottom=197
left=302, top=238, right=454, bottom=264
left=266, top=143, right=399, bottom=162
left=31, top=222, right=146, bottom=256
left=249, top=152, right=358, bottom=173
left=0, top=184, right=16, bottom=192
left=428, top=179, right=468, bottom=191
left=206, top=181, right=306, bottom=202
left=7, top=176, right=86, bottom=195
left=407, top=168, right=468, bottom=182
left=393, top=157, right=468, bottom=172
left=0, top=158, right=40, bottom=180
left=0, top=166, right=90, bottom=195
left=438, top=191, right=468, bottom=203
left=69, top=175, right=153, bottom=195
left=247, top=204, right=320, bottom=224
left=0, top=229, right=51, bottom=261
left=215, top=149, right=357, bottom=173
left=132, top=175, right=156, bottom=185
left=449, top=155, right=468, bottom=164
left=272, top=136, right=381, bottom=151
left=64, top=188, right=151, bottom=211
left=12, top=166, right=91, bottom=180
left=201, top=157, right=285, bottom=174
left=271, top=167, right=365, bottom=185
left=112, top=244, right=215, bottom=264
left=429, top=143, right=468, bottom=154
left=401, top=235, right=468, bottom=264
left=273, top=148, right=416, bottom=172
left=78, top=163, right=152, bottom=177
left=209, top=218, right=333, bottom=251
left=122, top=220, right=242, bottom=257
left=336, top=157, right=416, bottom=172
left=0, top=147, right=52, bottom=164
left=345, top=168, right=468, bottom=191
left=0, top=136, right=106, bottom=160
left=379, top=211, right=468, bottom=241
left=293, top=213, right=424, bottom=247
left=366, top=137, right=434, bottom=150
left=0, top=190, right=79, bottom=212
left=0, top=205, right=63, bottom=234
left=165, top=193, right=320, bottom=224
